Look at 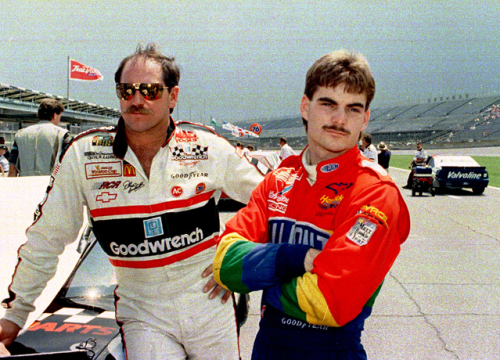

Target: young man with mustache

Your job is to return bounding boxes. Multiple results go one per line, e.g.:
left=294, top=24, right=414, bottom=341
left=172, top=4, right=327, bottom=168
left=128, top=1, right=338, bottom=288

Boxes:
left=213, top=50, right=411, bottom=359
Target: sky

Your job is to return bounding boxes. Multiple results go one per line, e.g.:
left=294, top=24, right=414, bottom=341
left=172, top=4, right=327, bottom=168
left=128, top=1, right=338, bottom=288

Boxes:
left=1, top=0, right=499, bottom=123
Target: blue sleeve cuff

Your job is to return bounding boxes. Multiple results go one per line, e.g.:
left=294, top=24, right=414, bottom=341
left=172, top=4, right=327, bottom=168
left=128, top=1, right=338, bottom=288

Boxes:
left=274, top=244, right=310, bottom=281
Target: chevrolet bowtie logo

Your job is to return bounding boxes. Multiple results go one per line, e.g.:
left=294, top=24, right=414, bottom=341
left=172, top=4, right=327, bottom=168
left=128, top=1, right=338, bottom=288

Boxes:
left=96, top=192, right=118, bottom=203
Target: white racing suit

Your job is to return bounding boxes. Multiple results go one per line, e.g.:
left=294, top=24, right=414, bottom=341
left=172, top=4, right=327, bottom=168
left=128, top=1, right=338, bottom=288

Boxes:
left=2, top=118, right=264, bottom=359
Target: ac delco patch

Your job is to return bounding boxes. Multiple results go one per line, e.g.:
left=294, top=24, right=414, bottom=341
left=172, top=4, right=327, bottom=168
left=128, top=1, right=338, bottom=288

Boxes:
left=346, top=218, right=377, bottom=246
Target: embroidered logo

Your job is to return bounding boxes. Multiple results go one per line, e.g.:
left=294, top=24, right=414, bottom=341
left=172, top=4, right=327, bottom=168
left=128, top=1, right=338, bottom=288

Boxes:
left=346, top=218, right=377, bottom=246
left=143, top=217, right=164, bottom=238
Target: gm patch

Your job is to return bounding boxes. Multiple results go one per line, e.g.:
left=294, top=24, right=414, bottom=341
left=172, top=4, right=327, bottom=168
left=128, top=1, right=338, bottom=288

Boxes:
left=346, top=218, right=377, bottom=246
left=144, top=217, right=164, bottom=238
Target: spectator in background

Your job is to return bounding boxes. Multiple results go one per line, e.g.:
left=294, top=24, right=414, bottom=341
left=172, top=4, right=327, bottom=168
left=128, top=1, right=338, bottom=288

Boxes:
left=278, top=136, right=295, bottom=160
left=8, top=99, right=70, bottom=177
left=360, top=132, right=377, bottom=164
left=403, top=141, right=428, bottom=189
left=0, top=145, right=9, bottom=176
left=0, top=137, right=9, bottom=161
left=377, top=141, right=391, bottom=172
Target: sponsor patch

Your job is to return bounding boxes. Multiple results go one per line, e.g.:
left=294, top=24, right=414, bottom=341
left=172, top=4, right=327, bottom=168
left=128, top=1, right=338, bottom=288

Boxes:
left=318, top=194, right=344, bottom=209
left=112, top=227, right=204, bottom=256
left=96, top=192, right=118, bottom=203
left=84, top=151, right=116, bottom=160
left=447, top=171, right=483, bottom=180
left=346, top=218, right=377, bottom=246
left=269, top=218, right=331, bottom=249
left=92, top=135, right=113, bottom=147
left=170, top=172, right=208, bottom=180
left=92, top=181, right=121, bottom=190
left=170, top=144, right=208, bottom=161
left=326, top=182, right=353, bottom=194
left=195, top=183, right=206, bottom=194
left=320, top=163, right=339, bottom=173
left=123, top=163, right=136, bottom=177
left=268, top=190, right=290, bottom=214
left=175, top=130, right=199, bottom=143
left=143, top=217, right=164, bottom=238
left=360, top=205, right=389, bottom=228
left=85, top=162, right=122, bottom=179
left=171, top=186, right=183, bottom=197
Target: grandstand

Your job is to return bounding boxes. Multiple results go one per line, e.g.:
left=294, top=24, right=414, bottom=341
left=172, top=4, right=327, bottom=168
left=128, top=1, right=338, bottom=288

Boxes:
left=0, top=83, right=119, bottom=148
left=222, top=95, right=500, bottom=150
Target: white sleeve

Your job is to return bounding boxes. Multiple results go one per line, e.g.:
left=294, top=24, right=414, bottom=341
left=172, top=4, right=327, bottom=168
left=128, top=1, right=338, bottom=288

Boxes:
left=2, top=144, right=86, bottom=328
left=220, top=141, right=265, bottom=204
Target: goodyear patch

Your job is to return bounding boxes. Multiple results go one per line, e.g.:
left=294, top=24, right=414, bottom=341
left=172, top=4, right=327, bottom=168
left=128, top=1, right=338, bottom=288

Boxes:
left=346, top=218, right=377, bottom=246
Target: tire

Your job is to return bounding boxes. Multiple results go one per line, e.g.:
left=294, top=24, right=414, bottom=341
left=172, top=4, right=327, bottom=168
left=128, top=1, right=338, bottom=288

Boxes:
left=430, top=187, right=436, bottom=197
left=472, top=187, right=485, bottom=195
left=412, top=186, right=416, bottom=197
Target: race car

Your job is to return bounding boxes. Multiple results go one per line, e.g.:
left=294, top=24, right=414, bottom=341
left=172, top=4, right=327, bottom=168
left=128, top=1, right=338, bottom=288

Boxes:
left=7, top=228, right=123, bottom=359
left=7, top=226, right=250, bottom=359
left=429, top=155, right=489, bottom=195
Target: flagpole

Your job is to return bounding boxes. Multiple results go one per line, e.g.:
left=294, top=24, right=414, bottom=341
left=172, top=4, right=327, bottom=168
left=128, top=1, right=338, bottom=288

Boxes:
left=66, top=56, right=70, bottom=109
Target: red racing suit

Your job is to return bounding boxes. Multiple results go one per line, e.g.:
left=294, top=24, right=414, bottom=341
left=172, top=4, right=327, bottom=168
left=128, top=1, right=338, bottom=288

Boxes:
left=214, top=146, right=410, bottom=342
left=2, top=118, right=264, bottom=359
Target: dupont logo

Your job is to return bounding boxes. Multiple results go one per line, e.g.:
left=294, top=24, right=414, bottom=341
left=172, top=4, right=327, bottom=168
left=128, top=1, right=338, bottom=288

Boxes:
left=123, top=163, right=136, bottom=177
left=85, top=162, right=122, bottom=179
left=320, top=164, right=339, bottom=173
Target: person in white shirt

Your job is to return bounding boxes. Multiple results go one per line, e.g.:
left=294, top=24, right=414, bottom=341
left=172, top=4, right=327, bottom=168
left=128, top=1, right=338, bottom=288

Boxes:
left=279, top=137, right=295, bottom=160
left=360, top=133, right=377, bottom=164
left=403, top=141, right=428, bottom=189
left=0, top=146, right=9, bottom=176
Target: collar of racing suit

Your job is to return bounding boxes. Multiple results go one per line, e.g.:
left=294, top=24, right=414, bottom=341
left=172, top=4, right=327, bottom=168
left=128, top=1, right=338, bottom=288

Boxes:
left=112, top=116, right=177, bottom=159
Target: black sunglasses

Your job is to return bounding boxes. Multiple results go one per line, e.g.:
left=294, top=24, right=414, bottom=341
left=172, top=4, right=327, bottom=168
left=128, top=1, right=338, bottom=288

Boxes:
left=116, top=83, right=169, bottom=101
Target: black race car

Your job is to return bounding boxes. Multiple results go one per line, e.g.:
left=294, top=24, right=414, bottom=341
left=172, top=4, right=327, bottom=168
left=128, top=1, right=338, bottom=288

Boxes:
left=8, top=227, right=249, bottom=359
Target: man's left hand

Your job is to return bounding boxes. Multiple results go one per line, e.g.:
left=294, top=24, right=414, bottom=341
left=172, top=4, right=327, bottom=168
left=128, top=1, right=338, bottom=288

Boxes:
left=202, top=264, right=232, bottom=304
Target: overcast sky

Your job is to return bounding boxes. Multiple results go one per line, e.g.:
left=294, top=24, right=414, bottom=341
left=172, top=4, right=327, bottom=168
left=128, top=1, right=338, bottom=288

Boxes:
left=1, top=0, right=499, bottom=123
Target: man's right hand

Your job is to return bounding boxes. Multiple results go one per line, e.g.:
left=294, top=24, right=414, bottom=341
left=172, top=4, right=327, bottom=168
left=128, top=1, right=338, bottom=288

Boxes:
left=0, top=318, right=21, bottom=356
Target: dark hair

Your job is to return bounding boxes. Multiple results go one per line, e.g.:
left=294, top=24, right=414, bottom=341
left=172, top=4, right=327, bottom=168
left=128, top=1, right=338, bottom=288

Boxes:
left=37, top=99, right=64, bottom=121
left=114, top=43, right=181, bottom=90
left=304, top=50, right=375, bottom=106
left=362, top=132, right=372, bottom=145
left=279, top=137, right=287, bottom=144
left=302, top=50, right=375, bottom=129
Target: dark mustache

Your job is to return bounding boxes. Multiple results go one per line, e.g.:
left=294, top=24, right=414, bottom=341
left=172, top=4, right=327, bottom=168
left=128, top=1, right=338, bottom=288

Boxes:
left=124, top=105, right=154, bottom=115
left=322, top=124, right=351, bottom=135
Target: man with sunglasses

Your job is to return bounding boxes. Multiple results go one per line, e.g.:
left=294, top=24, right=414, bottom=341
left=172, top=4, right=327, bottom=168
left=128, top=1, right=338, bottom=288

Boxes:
left=0, top=44, right=264, bottom=359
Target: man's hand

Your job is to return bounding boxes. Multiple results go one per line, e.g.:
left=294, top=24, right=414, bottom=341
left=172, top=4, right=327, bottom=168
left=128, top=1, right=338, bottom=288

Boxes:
left=304, top=248, right=321, bottom=272
left=202, top=264, right=232, bottom=304
left=0, top=318, right=21, bottom=356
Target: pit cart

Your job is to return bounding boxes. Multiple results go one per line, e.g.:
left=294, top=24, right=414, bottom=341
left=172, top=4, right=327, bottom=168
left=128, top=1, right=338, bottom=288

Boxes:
left=412, top=166, right=435, bottom=197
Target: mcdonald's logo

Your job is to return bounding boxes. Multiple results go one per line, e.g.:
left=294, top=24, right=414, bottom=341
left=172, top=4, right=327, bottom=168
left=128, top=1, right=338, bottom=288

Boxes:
left=123, top=164, right=136, bottom=177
